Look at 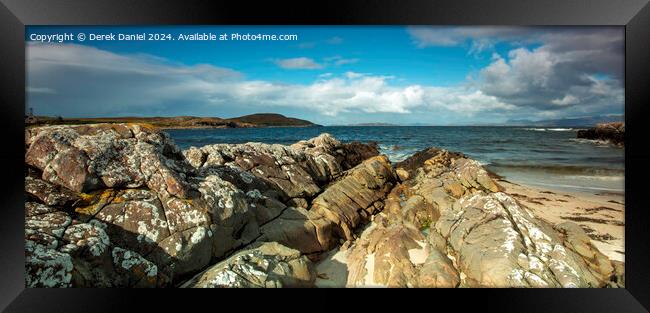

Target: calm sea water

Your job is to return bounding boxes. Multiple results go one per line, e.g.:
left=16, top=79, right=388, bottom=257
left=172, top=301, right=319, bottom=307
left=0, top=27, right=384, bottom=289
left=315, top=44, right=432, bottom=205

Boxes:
left=166, top=126, right=624, bottom=193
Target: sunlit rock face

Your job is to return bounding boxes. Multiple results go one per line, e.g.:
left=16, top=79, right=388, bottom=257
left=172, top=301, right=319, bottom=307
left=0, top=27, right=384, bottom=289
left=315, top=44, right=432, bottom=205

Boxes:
left=24, top=124, right=623, bottom=288
left=345, top=149, right=623, bottom=288
left=181, top=242, right=316, bottom=288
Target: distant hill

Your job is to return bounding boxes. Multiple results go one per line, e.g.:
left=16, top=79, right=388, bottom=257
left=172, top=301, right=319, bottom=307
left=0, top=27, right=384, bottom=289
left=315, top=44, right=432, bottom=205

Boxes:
left=227, top=113, right=317, bottom=127
left=27, top=113, right=318, bottom=129
left=507, top=115, right=624, bottom=127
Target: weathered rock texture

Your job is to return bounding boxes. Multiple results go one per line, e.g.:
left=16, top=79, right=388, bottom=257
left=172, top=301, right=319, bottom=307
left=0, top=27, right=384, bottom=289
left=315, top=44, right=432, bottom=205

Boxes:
left=576, top=122, right=624, bottom=146
left=24, top=124, right=623, bottom=288
left=24, top=124, right=379, bottom=287
left=181, top=242, right=315, bottom=288
left=345, top=149, right=624, bottom=288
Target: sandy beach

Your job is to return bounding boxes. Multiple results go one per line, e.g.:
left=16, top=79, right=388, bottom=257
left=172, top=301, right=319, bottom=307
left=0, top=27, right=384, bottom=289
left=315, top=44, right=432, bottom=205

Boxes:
left=496, top=178, right=625, bottom=262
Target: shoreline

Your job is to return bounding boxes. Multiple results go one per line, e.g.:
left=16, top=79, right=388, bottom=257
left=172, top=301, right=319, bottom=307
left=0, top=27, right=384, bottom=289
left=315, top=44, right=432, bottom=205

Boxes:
left=495, top=178, right=624, bottom=262
left=314, top=177, right=625, bottom=287
left=25, top=123, right=625, bottom=288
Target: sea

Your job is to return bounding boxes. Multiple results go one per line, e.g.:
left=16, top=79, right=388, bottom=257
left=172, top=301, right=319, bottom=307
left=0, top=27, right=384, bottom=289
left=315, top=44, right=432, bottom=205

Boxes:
left=166, top=126, right=624, bottom=194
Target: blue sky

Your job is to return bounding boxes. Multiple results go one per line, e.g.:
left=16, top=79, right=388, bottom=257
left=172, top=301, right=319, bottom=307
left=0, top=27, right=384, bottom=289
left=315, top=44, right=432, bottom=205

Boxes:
left=25, top=26, right=624, bottom=125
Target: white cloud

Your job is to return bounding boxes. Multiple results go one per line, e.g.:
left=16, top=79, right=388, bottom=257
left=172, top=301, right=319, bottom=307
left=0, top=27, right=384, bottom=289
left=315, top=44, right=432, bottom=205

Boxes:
left=28, top=43, right=514, bottom=120
left=27, top=34, right=623, bottom=124
left=344, top=71, right=365, bottom=79
left=551, top=94, right=579, bottom=106
left=325, top=55, right=359, bottom=66
left=478, top=44, right=622, bottom=111
left=407, top=26, right=543, bottom=50
left=407, top=26, right=624, bottom=113
left=273, top=57, right=323, bottom=69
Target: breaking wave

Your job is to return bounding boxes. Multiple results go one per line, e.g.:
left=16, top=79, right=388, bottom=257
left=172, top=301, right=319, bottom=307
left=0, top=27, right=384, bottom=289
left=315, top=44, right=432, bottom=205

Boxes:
left=524, top=128, right=575, bottom=132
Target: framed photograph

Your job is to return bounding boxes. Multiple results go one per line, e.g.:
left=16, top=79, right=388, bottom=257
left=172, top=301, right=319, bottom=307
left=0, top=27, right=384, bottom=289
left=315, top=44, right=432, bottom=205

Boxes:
left=1, top=0, right=649, bottom=312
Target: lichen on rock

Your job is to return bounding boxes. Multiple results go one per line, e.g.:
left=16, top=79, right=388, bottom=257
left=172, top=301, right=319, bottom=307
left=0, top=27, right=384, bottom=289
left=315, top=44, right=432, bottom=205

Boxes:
left=23, top=124, right=623, bottom=288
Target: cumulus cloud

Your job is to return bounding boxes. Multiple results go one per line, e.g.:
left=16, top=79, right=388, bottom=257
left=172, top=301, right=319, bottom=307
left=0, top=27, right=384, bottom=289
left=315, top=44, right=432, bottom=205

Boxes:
left=27, top=43, right=512, bottom=120
left=479, top=44, right=623, bottom=112
left=408, top=26, right=533, bottom=48
left=551, top=94, right=580, bottom=106
left=273, top=57, right=323, bottom=69
left=27, top=27, right=624, bottom=125
left=409, top=26, right=624, bottom=114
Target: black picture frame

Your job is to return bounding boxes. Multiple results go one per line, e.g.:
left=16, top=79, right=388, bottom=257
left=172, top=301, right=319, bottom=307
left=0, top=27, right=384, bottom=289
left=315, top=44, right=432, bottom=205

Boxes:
left=1, top=0, right=649, bottom=312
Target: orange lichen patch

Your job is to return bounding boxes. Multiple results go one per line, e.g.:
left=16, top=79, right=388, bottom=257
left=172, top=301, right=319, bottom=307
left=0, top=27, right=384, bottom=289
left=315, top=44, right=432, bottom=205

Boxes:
left=181, top=197, right=194, bottom=206
left=74, top=189, right=116, bottom=216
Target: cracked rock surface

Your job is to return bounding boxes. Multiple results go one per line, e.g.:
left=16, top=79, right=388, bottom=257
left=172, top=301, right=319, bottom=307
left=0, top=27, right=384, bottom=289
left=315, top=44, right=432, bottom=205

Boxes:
left=344, top=149, right=623, bottom=288
left=24, top=124, right=377, bottom=287
left=24, top=124, right=623, bottom=288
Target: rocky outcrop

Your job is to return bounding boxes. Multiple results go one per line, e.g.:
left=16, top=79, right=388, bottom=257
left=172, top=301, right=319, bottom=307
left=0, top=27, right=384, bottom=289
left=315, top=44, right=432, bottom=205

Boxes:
left=24, top=124, right=623, bottom=288
left=183, top=134, right=378, bottom=206
left=576, top=122, right=624, bottom=146
left=181, top=242, right=315, bottom=288
left=256, top=155, right=396, bottom=255
left=310, top=155, right=395, bottom=242
left=344, top=148, right=623, bottom=288
left=24, top=124, right=380, bottom=287
left=24, top=124, right=218, bottom=286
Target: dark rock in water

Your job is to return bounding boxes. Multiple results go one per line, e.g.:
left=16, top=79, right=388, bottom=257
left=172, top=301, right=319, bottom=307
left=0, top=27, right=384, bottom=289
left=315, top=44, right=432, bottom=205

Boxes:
left=339, top=141, right=380, bottom=169
left=576, top=122, right=624, bottom=146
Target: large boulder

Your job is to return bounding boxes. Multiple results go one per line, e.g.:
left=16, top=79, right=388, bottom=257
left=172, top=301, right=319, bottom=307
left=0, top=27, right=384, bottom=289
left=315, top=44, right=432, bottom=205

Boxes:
left=576, top=122, right=624, bottom=146
left=25, top=202, right=170, bottom=287
left=183, top=133, right=379, bottom=204
left=25, top=124, right=194, bottom=197
left=24, top=125, right=382, bottom=288
left=346, top=216, right=459, bottom=287
left=310, top=155, right=396, bottom=241
left=255, top=155, right=396, bottom=255
left=343, top=148, right=623, bottom=288
left=181, top=242, right=316, bottom=288
left=256, top=207, right=335, bottom=255
left=23, top=124, right=248, bottom=285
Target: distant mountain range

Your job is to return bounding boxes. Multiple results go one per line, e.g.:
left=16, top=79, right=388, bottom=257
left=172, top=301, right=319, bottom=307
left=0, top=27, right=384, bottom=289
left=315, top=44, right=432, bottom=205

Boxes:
left=333, top=122, right=436, bottom=126
left=28, top=113, right=623, bottom=129
left=342, top=122, right=399, bottom=126
left=27, top=113, right=320, bottom=129
left=505, top=115, right=624, bottom=127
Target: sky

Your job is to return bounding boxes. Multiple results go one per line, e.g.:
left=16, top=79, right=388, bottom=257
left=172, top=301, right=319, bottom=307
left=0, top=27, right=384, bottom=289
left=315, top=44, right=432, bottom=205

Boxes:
left=25, top=26, right=624, bottom=126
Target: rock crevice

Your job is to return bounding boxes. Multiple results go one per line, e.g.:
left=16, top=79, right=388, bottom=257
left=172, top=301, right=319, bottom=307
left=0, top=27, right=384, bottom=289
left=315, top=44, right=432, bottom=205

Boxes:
left=24, top=124, right=623, bottom=288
